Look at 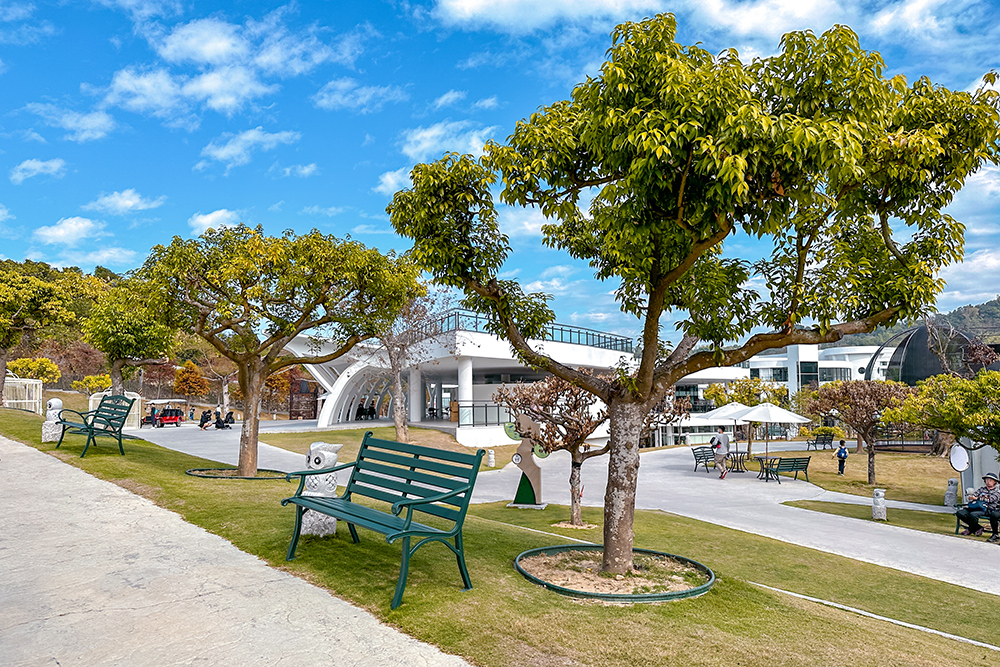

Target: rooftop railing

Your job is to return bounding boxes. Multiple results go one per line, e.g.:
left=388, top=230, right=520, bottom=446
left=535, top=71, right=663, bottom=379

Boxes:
left=419, top=309, right=633, bottom=353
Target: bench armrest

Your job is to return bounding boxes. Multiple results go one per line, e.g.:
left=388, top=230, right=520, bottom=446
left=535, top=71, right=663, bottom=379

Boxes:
left=284, top=461, right=357, bottom=496
left=391, top=484, right=472, bottom=516
left=57, top=408, right=95, bottom=425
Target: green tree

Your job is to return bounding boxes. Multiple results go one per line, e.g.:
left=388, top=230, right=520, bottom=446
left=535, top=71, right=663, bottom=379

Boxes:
left=807, top=380, right=915, bottom=484
left=703, top=377, right=786, bottom=455
left=884, top=371, right=1000, bottom=454
left=0, top=264, right=78, bottom=405
left=72, top=374, right=111, bottom=396
left=140, top=224, right=421, bottom=476
left=387, top=15, right=1000, bottom=573
left=82, top=283, right=175, bottom=395
left=174, top=360, right=210, bottom=410
left=7, top=357, right=61, bottom=384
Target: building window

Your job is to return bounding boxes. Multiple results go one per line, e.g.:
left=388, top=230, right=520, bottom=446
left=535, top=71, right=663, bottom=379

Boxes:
left=820, top=367, right=852, bottom=382
left=799, top=361, right=818, bottom=389
left=750, top=368, right=760, bottom=378
left=772, top=367, right=788, bottom=382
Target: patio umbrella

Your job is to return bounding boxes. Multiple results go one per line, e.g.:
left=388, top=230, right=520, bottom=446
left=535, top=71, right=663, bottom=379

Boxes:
left=700, top=401, right=750, bottom=453
left=730, top=402, right=811, bottom=457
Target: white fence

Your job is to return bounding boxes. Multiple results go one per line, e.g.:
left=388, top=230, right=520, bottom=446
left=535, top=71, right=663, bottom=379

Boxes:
left=89, top=391, right=143, bottom=430
left=2, top=377, right=44, bottom=415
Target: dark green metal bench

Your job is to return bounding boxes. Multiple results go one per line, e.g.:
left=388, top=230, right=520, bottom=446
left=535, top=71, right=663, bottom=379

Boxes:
left=763, top=456, right=811, bottom=483
left=56, top=394, right=136, bottom=458
left=282, top=431, right=485, bottom=609
left=806, top=433, right=834, bottom=450
left=691, top=445, right=716, bottom=473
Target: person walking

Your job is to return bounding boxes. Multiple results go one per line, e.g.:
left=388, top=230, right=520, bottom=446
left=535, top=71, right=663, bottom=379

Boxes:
left=835, top=440, right=849, bottom=475
left=957, top=472, right=1000, bottom=541
left=710, top=426, right=730, bottom=480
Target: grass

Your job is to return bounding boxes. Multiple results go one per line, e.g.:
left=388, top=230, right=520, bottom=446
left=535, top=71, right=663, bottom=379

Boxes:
left=2, top=406, right=997, bottom=666
left=744, top=447, right=953, bottom=505
left=785, top=500, right=964, bottom=537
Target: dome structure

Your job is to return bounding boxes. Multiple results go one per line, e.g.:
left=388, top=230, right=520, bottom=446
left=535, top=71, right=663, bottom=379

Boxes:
left=863, top=325, right=980, bottom=385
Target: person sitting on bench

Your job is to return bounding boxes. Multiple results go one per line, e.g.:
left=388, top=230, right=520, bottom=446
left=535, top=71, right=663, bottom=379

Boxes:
left=957, top=472, right=1000, bottom=541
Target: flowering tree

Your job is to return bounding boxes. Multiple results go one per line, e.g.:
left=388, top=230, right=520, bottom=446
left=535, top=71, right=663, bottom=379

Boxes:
left=174, top=360, right=210, bottom=411
left=807, top=380, right=915, bottom=484
left=8, top=357, right=61, bottom=384
left=73, top=374, right=111, bottom=396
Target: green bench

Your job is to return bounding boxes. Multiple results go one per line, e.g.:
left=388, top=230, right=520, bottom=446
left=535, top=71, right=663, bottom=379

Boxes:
left=691, top=445, right=716, bottom=473
left=56, top=394, right=136, bottom=458
left=763, top=456, right=811, bottom=483
left=806, top=433, right=834, bottom=450
left=282, top=431, right=485, bottom=609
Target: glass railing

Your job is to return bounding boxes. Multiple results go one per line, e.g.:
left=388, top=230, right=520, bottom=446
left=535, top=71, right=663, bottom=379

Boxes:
left=454, top=401, right=514, bottom=428
left=419, top=309, right=633, bottom=353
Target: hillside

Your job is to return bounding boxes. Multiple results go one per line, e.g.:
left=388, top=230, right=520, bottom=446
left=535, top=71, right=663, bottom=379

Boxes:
left=829, top=295, right=1000, bottom=347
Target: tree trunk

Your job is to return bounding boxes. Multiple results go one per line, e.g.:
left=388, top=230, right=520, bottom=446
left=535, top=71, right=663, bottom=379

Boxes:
left=602, top=398, right=642, bottom=574
left=392, top=369, right=409, bottom=442
left=110, top=359, right=126, bottom=395
left=746, top=424, right=754, bottom=457
left=866, top=438, right=876, bottom=485
left=0, top=348, right=8, bottom=407
left=237, top=361, right=264, bottom=477
left=222, top=378, right=231, bottom=416
left=570, top=453, right=584, bottom=526
left=856, top=434, right=864, bottom=454
left=930, top=430, right=954, bottom=458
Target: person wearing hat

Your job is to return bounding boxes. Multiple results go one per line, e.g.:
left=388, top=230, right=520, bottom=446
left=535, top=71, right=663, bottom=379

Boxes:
left=957, top=472, right=1000, bottom=542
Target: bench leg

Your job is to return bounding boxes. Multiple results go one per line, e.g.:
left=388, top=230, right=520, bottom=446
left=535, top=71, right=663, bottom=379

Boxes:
left=348, top=523, right=360, bottom=544
left=55, top=426, right=68, bottom=449
left=455, top=533, right=473, bottom=591
left=391, top=536, right=412, bottom=610
left=286, top=505, right=305, bottom=561
left=80, top=432, right=95, bottom=458
left=116, top=434, right=126, bottom=456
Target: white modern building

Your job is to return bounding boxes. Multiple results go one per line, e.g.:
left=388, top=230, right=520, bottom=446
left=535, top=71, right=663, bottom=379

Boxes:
left=291, top=309, right=886, bottom=449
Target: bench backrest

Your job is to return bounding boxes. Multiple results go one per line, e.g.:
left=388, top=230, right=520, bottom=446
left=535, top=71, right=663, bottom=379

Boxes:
left=818, top=434, right=833, bottom=444
left=691, top=446, right=714, bottom=461
left=345, top=432, right=485, bottom=527
left=93, top=395, right=135, bottom=432
left=776, top=457, right=810, bottom=470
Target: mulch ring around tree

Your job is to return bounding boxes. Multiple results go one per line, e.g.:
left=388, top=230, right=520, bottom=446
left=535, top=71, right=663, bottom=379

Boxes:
left=185, top=468, right=287, bottom=480
left=515, top=545, right=715, bottom=602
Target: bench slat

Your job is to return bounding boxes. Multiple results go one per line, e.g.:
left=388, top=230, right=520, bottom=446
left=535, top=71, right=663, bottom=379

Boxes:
left=358, top=459, right=466, bottom=492
left=347, top=483, right=461, bottom=522
left=361, top=448, right=475, bottom=479
left=362, top=437, right=480, bottom=466
left=288, top=497, right=442, bottom=535
left=350, top=471, right=465, bottom=507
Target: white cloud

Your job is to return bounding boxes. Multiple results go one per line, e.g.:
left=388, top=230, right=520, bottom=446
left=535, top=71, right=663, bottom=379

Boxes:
left=351, top=224, right=395, bottom=235
left=300, top=205, right=344, bottom=217
left=277, top=163, right=318, bottom=178
left=682, top=0, right=848, bottom=41
left=182, top=66, right=276, bottom=115
left=268, top=200, right=284, bottom=212
left=0, top=2, right=55, bottom=45
left=539, top=265, right=575, bottom=279
left=473, top=96, right=499, bottom=110
left=94, top=0, right=182, bottom=21
left=522, top=276, right=579, bottom=295
left=188, top=209, right=240, bottom=235
left=104, top=67, right=191, bottom=125
left=33, top=216, right=106, bottom=246
left=399, top=120, right=496, bottom=162
left=313, top=78, right=409, bottom=113
left=197, top=126, right=300, bottom=172
left=10, top=158, right=66, bottom=184
left=433, top=89, right=466, bottom=109
left=373, top=168, right=411, bottom=196
left=247, top=7, right=337, bottom=76
left=83, top=188, right=166, bottom=215
left=433, top=0, right=663, bottom=31
left=0, top=204, right=13, bottom=223
left=937, top=248, right=1000, bottom=311
left=59, top=247, right=139, bottom=268
left=497, top=206, right=546, bottom=236
left=25, top=104, right=115, bottom=142
left=156, top=18, right=249, bottom=65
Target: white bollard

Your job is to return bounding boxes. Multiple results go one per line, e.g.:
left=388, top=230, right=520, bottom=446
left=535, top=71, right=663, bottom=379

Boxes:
left=945, top=478, right=959, bottom=507
left=872, top=488, right=887, bottom=521
left=487, top=449, right=496, bottom=467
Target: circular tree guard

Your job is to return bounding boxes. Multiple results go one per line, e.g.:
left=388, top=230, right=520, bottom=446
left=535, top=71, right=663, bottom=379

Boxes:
left=514, top=544, right=715, bottom=602
left=185, top=468, right=287, bottom=480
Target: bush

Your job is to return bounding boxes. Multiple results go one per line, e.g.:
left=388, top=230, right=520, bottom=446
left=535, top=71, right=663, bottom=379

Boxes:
left=8, top=357, right=61, bottom=383
left=72, top=374, right=111, bottom=395
left=803, top=425, right=847, bottom=440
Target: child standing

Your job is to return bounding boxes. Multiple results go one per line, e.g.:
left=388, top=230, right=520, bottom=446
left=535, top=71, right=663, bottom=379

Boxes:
left=835, top=440, right=848, bottom=475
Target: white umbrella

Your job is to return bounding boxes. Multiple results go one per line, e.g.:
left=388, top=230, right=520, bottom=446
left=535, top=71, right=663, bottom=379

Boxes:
left=730, top=402, right=811, bottom=458
left=700, top=401, right=750, bottom=453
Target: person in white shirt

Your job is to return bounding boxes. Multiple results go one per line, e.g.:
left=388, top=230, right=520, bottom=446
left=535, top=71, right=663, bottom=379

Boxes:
left=710, top=426, right=730, bottom=480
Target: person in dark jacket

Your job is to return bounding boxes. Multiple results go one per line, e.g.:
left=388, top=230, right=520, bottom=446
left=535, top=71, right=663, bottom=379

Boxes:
left=355, top=403, right=365, bottom=421
left=199, top=410, right=212, bottom=430
left=957, top=472, right=1000, bottom=541
left=367, top=403, right=377, bottom=420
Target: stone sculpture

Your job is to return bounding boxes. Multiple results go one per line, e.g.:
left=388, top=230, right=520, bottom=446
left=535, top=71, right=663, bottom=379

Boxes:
left=41, top=398, right=64, bottom=442
left=872, top=488, right=887, bottom=521
left=301, top=442, right=343, bottom=537
left=945, top=478, right=959, bottom=507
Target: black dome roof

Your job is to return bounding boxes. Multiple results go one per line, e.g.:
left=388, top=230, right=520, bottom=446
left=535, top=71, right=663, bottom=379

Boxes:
left=864, top=325, right=982, bottom=385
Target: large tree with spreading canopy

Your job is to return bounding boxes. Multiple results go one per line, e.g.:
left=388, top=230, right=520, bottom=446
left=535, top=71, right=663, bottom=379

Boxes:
left=387, top=15, right=1000, bottom=573
left=140, top=225, right=421, bottom=476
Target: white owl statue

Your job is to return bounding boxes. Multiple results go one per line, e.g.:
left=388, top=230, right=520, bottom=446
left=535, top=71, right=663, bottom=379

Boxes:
left=872, top=488, right=887, bottom=521
left=45, top=398, right=64, bottom=422
left=41, top=398, right=65, bottom=442
left=301, top=442, right=343, bottom=537
left=945, top=478, right=959, bottom=507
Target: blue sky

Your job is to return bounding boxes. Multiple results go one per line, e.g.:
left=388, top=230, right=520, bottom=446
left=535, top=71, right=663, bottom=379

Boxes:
left=2, top=0, right=999, bottom=343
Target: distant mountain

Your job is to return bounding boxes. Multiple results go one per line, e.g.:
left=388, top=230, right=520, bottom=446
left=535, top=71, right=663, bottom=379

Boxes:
left=828, top=295, right=1000, bottom=347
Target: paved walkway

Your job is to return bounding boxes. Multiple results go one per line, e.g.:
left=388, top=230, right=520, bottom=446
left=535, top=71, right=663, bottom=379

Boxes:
left=0, top=435, right=469, bottom=667
left=470, top=445, right=1000, bottom=596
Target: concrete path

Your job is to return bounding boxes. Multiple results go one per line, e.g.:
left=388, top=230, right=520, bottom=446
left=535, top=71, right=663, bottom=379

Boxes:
left=471, top=445, right=1000, bottom=596
left=133, top=422, right=307, bottom=473
left=0, top=435, right=469, bottom=667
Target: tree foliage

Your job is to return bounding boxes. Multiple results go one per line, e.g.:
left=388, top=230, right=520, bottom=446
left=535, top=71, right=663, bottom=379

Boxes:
left=884, top=371, right=1000, bottom=452
left=388, top=15, right=1000, bottom=572
left=174, top=360, right=210, bottom=403
left=140, top=224, right=421, bottom=475
left=807, top=380, right=915, bottom=484
left=7, top=357, right=61, bottom=384
left=72, top=374, right=111, bottom=396
left=704, top=377, right=786, bottom=408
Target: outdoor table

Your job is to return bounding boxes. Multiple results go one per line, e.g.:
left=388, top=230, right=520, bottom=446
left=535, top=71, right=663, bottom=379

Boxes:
left=755, top=456, right=779, bottom=480
left=728, top=451, right=750, bottom=473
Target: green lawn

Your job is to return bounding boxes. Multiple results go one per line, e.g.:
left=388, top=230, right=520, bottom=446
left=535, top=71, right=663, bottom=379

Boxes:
left=745, top=447, right=953, bottom=505
left=2, top=407, right=996, bottom=666
left=785, top=500, right=967, bottom=537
